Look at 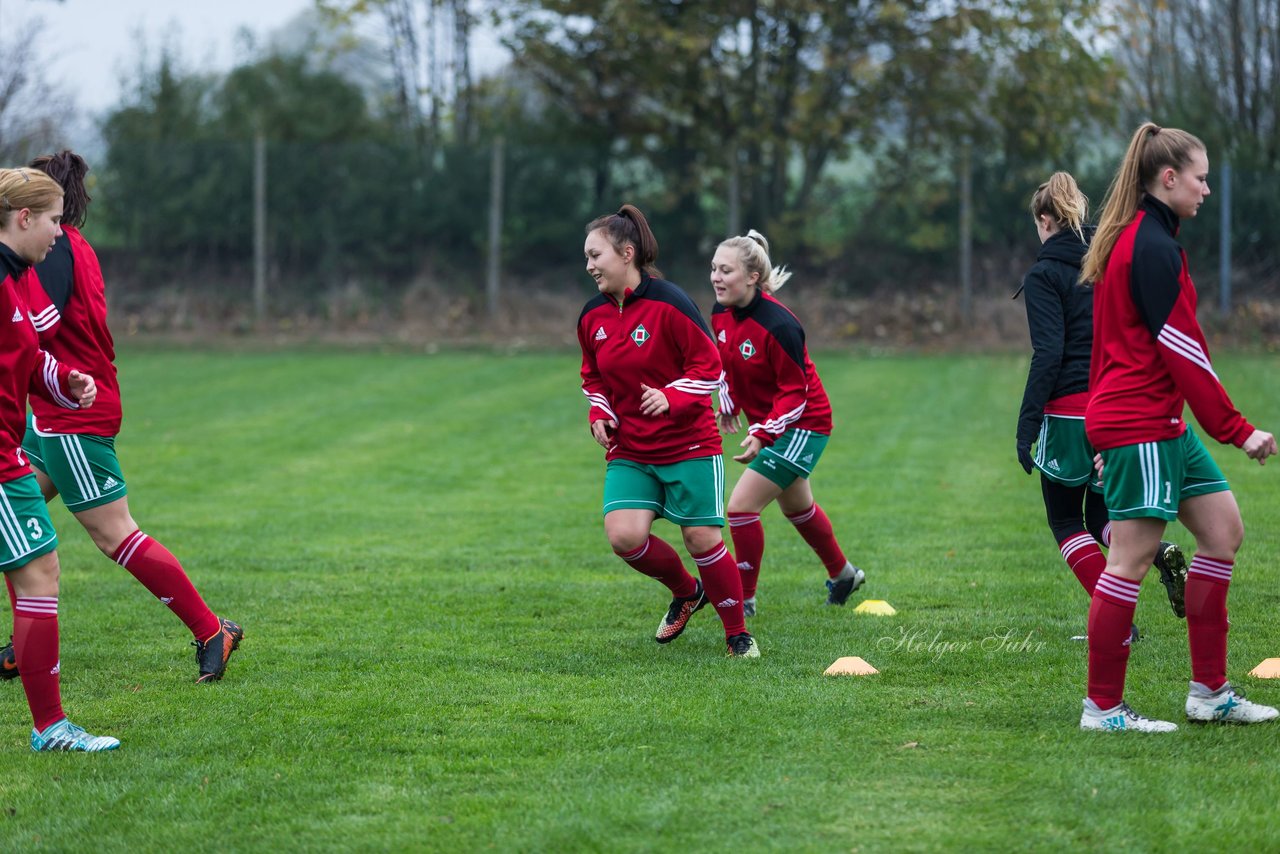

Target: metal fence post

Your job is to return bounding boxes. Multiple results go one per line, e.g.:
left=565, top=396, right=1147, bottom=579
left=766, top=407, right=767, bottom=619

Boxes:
left=486, top=135, right=505, bottom=321
left=1219, top=161, right=1231, bottom=318
left=253, top=132, right=267, bottom=327
left=958, top=143, right=973, bottom=324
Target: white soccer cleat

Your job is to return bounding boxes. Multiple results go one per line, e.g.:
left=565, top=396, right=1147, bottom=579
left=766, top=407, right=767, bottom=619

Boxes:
left=31, top=718, right=121, bottom=752
left=1080, top=699, right=1177, bottom=732
left=1186, top=681, right=1279, bottom=724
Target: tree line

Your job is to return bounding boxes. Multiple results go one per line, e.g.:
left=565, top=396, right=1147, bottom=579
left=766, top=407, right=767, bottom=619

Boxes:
left=8, top=0, right=1280, bottom=313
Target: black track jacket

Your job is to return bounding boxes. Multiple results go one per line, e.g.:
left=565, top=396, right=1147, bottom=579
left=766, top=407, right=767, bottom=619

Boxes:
left=1016, top=227, right=1093, bottom=447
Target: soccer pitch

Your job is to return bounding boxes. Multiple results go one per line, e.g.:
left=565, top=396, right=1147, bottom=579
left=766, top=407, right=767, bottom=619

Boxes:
left=1, top=349, right=1277, bottom=851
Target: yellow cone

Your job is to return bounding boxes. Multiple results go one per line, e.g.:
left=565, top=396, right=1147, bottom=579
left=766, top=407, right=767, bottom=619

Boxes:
left=853, top=599, right=897, bottom=616
left=1248, top=658, right=1280, bottom=679
left=824, top=656, right=879, bottom=676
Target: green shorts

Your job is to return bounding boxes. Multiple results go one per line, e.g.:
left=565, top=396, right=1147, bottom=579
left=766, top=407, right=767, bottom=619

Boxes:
left=23, top=415, right=128, bottom=512
left=748, top=428, right=830, bottom=489
left=603, top=456, right=726, bottom=527
left=0, top=474, right=59, bottom=572
left=1099, top=427, right=1229, bottom=521
left=1034, top=415, right=1099, bottom=488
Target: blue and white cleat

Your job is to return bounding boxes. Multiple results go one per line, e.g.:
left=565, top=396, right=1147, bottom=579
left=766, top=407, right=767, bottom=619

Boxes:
left=1186, top=681, right=1279, bottom=724
left=31, top=718, right=120, bottom=752
left=1080, top=699, right=1177, bottom=732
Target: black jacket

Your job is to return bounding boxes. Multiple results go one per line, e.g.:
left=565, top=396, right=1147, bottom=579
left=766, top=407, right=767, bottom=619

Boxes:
left=1016, top=227, right=1093, bottom=446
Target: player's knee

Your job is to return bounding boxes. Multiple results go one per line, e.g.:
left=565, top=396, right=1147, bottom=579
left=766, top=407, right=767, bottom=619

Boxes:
left=606, top=526, right=649, bottom=555
left=680, top=527, right=722, bottom=555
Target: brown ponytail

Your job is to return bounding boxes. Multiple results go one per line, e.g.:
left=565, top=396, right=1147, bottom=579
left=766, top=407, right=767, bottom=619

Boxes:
left=585, top=203, right=662, bottom=278
left=28, top=150, right=91, bottom=228
left=1080, top=122, right=1205, bottom=284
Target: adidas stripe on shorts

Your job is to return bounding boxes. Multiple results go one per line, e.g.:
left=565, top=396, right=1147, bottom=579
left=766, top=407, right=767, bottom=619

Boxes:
left=22, top=415, right=128, bottom=512
left=749, top=428, right=830, bottom=489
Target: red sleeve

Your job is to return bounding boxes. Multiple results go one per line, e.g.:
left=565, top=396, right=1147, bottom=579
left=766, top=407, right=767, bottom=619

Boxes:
left=29, top=349, right=80, bottom=410
left=661, top=308, right=722, bottom=418
left=1155, top=294, right=1253, bottom=447
left=578, top=314, right=616, bottom=428
left=747, top=334, right=809, bottom=447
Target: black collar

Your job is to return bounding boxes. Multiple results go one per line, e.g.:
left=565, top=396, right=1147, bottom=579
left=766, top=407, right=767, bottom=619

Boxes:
left=732, top=287, right=764, bottom=320
left=1141, top=194, right=1180, bottom=238
left=0, top=242, right=30, bottom=281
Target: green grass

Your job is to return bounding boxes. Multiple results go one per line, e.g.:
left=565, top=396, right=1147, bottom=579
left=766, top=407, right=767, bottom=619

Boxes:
left=1, top=349, right=1279, bottom=852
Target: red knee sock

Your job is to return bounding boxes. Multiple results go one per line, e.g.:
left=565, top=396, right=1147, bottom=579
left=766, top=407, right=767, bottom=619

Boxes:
left=727, top=512, right=764, bottom=599
left=1087, top=572, right=1140, bottom=709
left=112, top=530, right=220, bottom=641
left=690, top=542, right=746, bottom=638
left=1185, top=555, right=1232, bottom=692
left=786, top=504, right=848, bottom=577
left=616, top=535, right=697, bottom=598
left=1059, top=532, right=1106, bottom=595
left=13, top=597, right=64, bottom=732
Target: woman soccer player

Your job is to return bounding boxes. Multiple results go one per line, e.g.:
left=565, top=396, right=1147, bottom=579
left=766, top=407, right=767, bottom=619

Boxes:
left=0, top=166, right=118, bottom=750
left=710, top=230, right=864, bottom=615
left=0, top=151, right=242, bottom=685
left=577, top=204, right=758, bottom=657
left=1014, top=173, right=1185, bottom=639
left=1077, top=123, right=1278, bottom=732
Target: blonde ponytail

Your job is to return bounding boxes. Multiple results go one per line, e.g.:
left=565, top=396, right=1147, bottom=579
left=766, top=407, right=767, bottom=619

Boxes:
left=1029, top=172, right=1088, bottom=240
left=719, top=229, right=792, bottom=295
left=1080, top=122, right=1205, bottom=284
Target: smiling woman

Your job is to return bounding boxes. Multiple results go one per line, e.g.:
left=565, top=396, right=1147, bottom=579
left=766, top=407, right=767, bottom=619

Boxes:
left=576, top=204, right=759, bottom=658
left=709, top=229, right=866, bottom=617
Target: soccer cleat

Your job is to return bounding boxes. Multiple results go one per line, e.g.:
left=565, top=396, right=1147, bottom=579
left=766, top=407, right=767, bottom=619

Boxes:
left=31, top=718, right=120, bottom=752
left=194, top=617, right=244, bottom=683
left=742, top=596, right=757, bottom=618
left=0, top=637, right=17, bottom=680
left=1186, top=681, right=1279, bottom=724
left=1129, top=624, right=1141, bottom=645
left=1152, top=540, right=1188, bottom=618
left=825, top=563, right=866, bottom=606
left=655, top=581, right=706, bottom=644
left=726, top=632, right=760, bottom=658
left=1080, top=698, right=1177, bottom=732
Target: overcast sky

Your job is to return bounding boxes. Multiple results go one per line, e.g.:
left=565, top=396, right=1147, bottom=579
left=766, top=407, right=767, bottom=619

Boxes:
left=4, top=0, right=508, bottom=151
left=6, top=0, right=318, bottom=112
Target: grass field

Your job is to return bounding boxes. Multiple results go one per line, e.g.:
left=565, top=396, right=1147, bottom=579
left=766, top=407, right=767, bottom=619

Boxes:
left=1, top=348, right=1278, bottom=852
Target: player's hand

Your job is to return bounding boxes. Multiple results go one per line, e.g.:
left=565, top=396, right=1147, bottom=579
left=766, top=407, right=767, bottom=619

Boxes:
left=639, top=384, right=669, bottom=417
left=68, top=370, right=96, bottom=408
left=733, top=434, right=763, bottom=463
left=717, top=411, right=740, bottom=434
left=1016, top=440, right=1034, bottom=474
left=590, top=418, right=617, bottom=448
left=1243, top=429, right=1277, bottom=465
left=1093, top=452, right=1105, bottom=484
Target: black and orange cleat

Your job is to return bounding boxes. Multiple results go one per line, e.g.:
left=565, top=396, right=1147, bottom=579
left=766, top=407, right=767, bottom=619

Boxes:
left=0, top=637, right=17, bottom=680
left=194, top=618, right=244, bottom=683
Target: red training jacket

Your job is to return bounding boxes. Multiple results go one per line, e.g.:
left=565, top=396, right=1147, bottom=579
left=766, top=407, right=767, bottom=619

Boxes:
left=711, top=289, right=832, bottom=446
left=25, top=226, right=122, bottom=436
left=578, top=273, right=723, bottom=464
left=0, top=244, right=82, bottom=483
left=1087, top=195, right=1253, bottom=451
